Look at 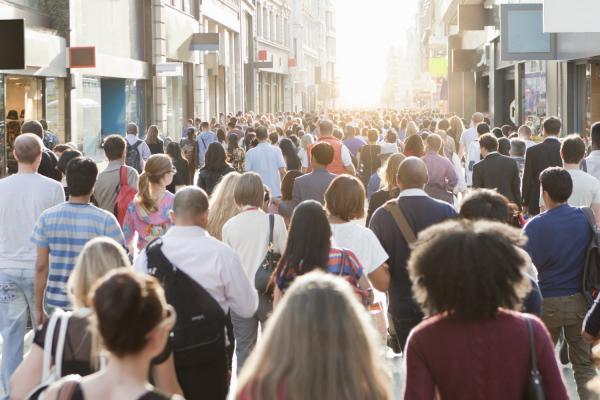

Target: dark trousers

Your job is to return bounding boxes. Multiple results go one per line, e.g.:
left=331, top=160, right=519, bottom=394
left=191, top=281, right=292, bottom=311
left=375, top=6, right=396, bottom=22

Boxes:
left=176, top=351, right=229, bottom=400
left=390, top=305, right=424, bottom=353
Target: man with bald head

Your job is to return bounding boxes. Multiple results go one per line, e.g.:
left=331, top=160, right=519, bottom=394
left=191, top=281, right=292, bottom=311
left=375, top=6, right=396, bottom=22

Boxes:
left=0, top=134, right=64, bottom=395
left=369, top=157, right=457, bottom=353
left=134, top=187, right=258, bottom=399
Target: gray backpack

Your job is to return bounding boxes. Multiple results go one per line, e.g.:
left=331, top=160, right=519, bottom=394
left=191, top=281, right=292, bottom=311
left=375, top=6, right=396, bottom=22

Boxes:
left=126, top=139, right=143, bottom=173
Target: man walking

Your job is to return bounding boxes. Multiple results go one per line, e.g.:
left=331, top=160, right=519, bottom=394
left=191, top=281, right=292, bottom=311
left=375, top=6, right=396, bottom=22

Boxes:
left=125, top=122, right=151, bottom=173
left=522, top=117, right=562, bottom=215
left=197, top=121, right=217, bottom=169
left=472, top=133, right=522, bottom=205
left=0, top=134, right=64, bottom=397
left=370, top=157, right=457, bottom=352
left=303, top=120, right=355, bottom=175
left=524, top=167, right=597, bottom=399
left=458, top=112, right=484, bottom=186
left=32, top=157, right=125, bottom=323
left=21, top=120, right=61, bottom=181
left=245, top=126, right=286, bottom=197
left=134, top=187, right=258, bottom=399
left=94, top=134, right=139, bottom=214
left=584, top=122, right=600, bottom=181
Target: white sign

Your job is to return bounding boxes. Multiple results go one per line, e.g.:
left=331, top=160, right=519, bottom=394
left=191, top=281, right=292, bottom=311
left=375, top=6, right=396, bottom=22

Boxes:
left=544, top=0, right=600, bottom=33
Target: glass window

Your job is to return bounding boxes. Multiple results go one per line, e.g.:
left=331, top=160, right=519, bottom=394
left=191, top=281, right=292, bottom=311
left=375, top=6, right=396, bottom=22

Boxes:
left=522, top=61, right=547, bottom=125
left=80, top=76, right=101, bottom=158
left=167, top=76, right=187, bottom=139
left=125, top=79, right=145, bottom=134
left=45, top=77, right=66, bottom=143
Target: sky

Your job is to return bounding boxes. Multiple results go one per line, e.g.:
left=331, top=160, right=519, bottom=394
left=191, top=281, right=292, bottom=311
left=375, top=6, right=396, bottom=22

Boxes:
left=333, top=0, right=418, bottom=108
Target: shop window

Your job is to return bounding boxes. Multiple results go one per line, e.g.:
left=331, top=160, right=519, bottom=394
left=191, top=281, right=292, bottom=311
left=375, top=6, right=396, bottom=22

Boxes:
left=167, top=75, right=187, bottom=139
left=80, top=77, right=101, bottom=158
left=125, top=80, right=145, bottom=135
left=45, top=78, right=65, bottom=143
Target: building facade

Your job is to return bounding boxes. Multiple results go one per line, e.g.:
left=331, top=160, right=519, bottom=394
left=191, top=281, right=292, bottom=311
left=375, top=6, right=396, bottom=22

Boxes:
left=0, top=0, right=336, bottom=174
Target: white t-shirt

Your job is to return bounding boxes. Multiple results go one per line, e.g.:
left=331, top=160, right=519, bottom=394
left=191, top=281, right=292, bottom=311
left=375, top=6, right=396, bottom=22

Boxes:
left=0, top=173, right=64, bottom=268
left=460, top=127, right=480, bottom=186
left=301, top=143, right=353, bottom=169
left=222, top=210, right=288, bottom=280
left=245, top=143, right=286, bottom=197
left=539, top=168, right=600, bottom=208
left=330, top=222, right=388, bottom=274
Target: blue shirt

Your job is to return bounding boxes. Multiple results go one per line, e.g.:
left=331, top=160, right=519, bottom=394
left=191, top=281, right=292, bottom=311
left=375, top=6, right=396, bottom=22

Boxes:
left=245, top=142, right=286, bottom=197
left=197, top=131, right=217, bottom=166
left=367, top=173, right=381, bottom=200
left=31, top=202, right=125, bottom=308
left=524, top=204, right=592, bottom=298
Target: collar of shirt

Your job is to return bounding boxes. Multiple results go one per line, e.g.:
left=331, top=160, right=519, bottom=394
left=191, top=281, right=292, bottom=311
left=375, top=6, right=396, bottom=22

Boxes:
left=164, top=225, right=209, bottom=238
left=399, top=188, right=429, bottom=197
left=485, top=151, right=499, bottom=158
left=544, top=136, right=560, bottom=142
left=106, top=160, right=124, bottom=171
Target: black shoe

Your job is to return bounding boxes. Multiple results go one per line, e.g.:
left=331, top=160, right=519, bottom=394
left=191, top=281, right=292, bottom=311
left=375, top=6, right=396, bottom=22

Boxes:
left=559, top=340, right=569, bottom=365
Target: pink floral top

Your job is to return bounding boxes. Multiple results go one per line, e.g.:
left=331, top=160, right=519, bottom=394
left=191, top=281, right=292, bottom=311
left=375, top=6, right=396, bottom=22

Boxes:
left=123, top=191, right=174, bottom=250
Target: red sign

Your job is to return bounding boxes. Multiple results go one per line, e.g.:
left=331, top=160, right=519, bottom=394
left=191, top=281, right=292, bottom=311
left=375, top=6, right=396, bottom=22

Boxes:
left=69, top=46, right=96, bottom=68
left=258, top=50, right=268, bottom=61
left=288, top=58, right=297, bottom=67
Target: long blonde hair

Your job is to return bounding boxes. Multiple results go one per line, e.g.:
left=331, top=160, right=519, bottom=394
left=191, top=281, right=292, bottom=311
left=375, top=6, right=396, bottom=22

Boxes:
left=406, top=121, right=419, bottom=138
left=236, top=271, right=391, bottom=400
left=67, top=237, right=131, bottom=309
left=378, top=153, right=406, bottom=192
left=449, top=115, right=465, bottom=137
left=145, top=125, right=160, bottom=145
left=207, top=172, right=242, bottom=240
left=136, top=154, right=173, bottom=213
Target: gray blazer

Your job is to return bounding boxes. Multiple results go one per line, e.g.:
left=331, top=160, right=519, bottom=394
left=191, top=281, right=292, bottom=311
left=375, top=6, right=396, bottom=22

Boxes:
left=279, top=168, right=336, bottom=217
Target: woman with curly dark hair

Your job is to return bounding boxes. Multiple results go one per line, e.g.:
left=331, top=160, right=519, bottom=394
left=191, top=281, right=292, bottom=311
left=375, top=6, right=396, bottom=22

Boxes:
left=403, top=219, right=567, bottom=399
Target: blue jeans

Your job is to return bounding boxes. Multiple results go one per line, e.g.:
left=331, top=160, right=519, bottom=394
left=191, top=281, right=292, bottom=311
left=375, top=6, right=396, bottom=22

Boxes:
left=0, top=268, right=35, bottom=399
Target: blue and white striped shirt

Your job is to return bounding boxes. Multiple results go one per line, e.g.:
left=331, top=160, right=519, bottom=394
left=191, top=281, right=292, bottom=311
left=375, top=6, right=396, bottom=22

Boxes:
left=31, top=202, right=125, bottom=308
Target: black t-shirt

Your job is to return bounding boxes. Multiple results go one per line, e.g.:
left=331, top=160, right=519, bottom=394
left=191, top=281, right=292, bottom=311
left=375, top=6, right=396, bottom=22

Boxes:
left=72, top=384, right=182, bottom=400
left=148, top=140, right=165, bottom=155
left=33, top=313, right=95, bottom=377
left=359, top=144, right=381, bottom=178
left=38, top=149, right=61, bottom=181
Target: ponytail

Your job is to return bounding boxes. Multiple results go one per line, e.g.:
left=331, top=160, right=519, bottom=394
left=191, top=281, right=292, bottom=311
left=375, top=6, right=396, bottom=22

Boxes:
left=136, top=172, right=157, bottom=213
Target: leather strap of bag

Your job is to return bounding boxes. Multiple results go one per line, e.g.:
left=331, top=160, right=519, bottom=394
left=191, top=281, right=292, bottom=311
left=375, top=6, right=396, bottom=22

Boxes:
left=384, top=200, right=417, bottom=245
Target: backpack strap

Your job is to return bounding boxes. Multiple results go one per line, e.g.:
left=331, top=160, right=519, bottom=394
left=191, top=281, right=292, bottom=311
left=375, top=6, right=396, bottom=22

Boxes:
left=54, top=311, right=72, bottom=378
left=581, top=207, right=597, bottom=232
left=41, top=310, right=62, bottom=381
left=384, top=200, right=417, bottom=245
left=268, top=214, right=275, bottom=246
left=133, top=139, right=143, bottom=149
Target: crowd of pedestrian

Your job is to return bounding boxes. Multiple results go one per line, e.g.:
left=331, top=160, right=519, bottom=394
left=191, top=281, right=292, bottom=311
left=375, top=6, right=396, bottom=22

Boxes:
left=3, top=109, right=600, bottom=399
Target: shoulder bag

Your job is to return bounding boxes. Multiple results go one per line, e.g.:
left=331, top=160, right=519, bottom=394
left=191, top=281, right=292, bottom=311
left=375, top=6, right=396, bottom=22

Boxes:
left=27, top=310, right=72, bottom=400
left=254, top=214, right=281, bottom=297
left=383, top=200, right=417, bottom=245
left=525, top=317, right=545, bottom=400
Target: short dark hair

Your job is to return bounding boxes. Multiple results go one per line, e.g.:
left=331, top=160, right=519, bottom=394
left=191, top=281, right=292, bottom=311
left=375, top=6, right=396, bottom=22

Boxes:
left=476, top=122, right=490, bottom=136
left=478, top=133, right=498, bottom=153
left=255, top=126, right=268, bottom=140
left=510, top=139, right=526, bottom=157
left=560, top=134, right=586, bottom=164
left=367, top=128, right=379, bottom=143
left=408, top=219, right=529, bottom=321
left=501, top=125, right=513, bottom=137
left=540, top=167, right=572, bottom=203
left=200, top=121, right=210, bottom=129
left=385, top=130, right=398, bottom=144
left=460, top=189, right=511, bottom=223
left=543, top=116, right=561, bottom=136
left=324, top=175, right=365, bottom=222
left=21, top=120, right=44, bottom=138
left=57, top=149, right=83, bottom=174
left=311, top=141, right=334, bottom=166
left=498, top=137, right=511, bottom=156
left=103, top=135, right=126, bottom=161
left=592, top=122, right=600, bottom=150
left=39, top=119, right=49, bottom=130
left=66, top=157, right=98, bottom=196
left=492, top=127, right=503, bottom=139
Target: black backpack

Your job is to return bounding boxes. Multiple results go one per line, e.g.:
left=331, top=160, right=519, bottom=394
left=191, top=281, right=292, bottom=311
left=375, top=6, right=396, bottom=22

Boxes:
left=126, top=139, right=143, bottom=173
left=582, top=207, right=600, bottom=306
left=146, top=239, right=226, bottom=367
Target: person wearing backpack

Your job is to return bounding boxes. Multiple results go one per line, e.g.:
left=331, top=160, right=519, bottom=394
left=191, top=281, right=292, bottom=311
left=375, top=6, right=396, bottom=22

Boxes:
left=126, top=122, right=152, bottom=174
left=524, top=167, right=597, bottom=399
left=134, top=186, right=258, bottom=400
left=95, top=135, right=139, bottom=219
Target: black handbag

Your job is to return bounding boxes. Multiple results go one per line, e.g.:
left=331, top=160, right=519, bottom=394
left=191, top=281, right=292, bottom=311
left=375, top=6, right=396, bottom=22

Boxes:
left=254, top=214, right=281, bottom=296
left=525, top=317, right=545, bottom=400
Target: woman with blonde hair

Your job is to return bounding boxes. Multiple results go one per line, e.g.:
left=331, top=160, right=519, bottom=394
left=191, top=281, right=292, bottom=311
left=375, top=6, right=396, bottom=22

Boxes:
left=124, top=154, right=175, bottom=251
left=207, top=171, right=242, bottom=240
left=236, top=271, right=391, bottom=400
left=405, top=121, right=419, bottom=138
left=10, top=238, right=182, bottom=398
left=366, top=153, right=405, bottom=225
left=448, top=115, right=465, bottom=145
left=145, top=125, right=164, bottom=155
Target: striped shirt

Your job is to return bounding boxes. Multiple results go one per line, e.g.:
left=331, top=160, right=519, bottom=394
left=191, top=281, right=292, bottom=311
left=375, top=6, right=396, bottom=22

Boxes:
left=31, top=202, right=125, bottom=308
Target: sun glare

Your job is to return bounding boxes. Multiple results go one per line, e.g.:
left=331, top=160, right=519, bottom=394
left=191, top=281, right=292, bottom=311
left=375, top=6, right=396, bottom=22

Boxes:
left=334, top=0, right=419, bottom=108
